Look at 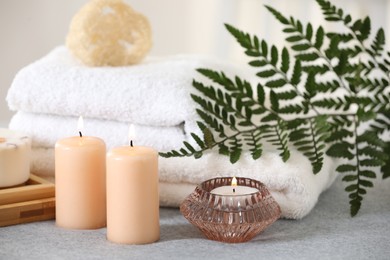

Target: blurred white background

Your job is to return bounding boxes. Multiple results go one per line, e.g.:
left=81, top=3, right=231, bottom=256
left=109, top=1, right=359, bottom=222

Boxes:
left=0, top=0, right=389, bottom=126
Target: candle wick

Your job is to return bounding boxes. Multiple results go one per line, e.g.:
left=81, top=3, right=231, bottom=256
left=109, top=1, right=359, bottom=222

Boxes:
left=130, top=140, right=133, bottom=147
left=79, top=131, right=83, bottom=138
left=233, top=188, right=236, bottom=193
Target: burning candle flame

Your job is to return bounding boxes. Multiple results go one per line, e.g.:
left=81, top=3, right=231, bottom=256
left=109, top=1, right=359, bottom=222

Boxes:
left=231, top=176, right=237, bottom=193
left=78, top=116, right=84, bottom=137
left=128, top=124, right=135, bottom=147
left=231, top=176, right=237, bottom=187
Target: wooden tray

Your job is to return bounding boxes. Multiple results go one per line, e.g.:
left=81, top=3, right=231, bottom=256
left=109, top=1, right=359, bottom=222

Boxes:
left=0, top=174, right=55, bottom=227
left=0, top=198, right=55, bottom=227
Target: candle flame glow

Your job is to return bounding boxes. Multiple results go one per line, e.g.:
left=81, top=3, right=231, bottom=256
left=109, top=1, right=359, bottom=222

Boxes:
left=231, top=176, right=237, bottom=187
left=128, top=124, right=135, bottom=146
left=77, top=116, right=84, bottom=137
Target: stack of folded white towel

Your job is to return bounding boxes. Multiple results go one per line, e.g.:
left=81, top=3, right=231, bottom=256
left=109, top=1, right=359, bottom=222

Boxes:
left=7, top=46, right=338, bottom=219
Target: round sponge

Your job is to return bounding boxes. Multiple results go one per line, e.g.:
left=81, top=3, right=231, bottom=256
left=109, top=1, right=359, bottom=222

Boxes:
left=66, top=0, right=152, bottom=66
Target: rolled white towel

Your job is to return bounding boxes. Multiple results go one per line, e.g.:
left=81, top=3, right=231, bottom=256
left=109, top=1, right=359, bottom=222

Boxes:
left=30, top=146, right=338, bottom=219
left=7, top=46, right=252, bottom=127
left=9, top=111, right=201, bottom=151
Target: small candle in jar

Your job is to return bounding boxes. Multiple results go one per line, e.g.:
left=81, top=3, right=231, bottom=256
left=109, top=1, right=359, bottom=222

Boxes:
left=55, top=116, right=106, bottom=229
left=0, top=128, right=31, bottom=188
left=106, top=124, right=159, bottom=244
left=210, top=177, right=259, bottom=195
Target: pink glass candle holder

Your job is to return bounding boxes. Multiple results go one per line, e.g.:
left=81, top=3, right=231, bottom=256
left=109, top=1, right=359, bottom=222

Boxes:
left=180, top=177, right=281, bottom=243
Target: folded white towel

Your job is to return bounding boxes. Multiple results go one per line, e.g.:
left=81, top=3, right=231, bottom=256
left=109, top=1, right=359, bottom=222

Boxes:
left=7, top=46, right=252, bottom=127
left=30, top=146, right=338, bottom=219
left=9, top=112, right=200, bottom=151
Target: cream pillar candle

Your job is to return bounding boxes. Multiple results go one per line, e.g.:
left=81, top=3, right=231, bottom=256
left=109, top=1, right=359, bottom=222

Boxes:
left=0, top=128, right=31, bottom=188
left=55, top=117, right=106, bottom=229
left=107, top=125, right=159, bottom=244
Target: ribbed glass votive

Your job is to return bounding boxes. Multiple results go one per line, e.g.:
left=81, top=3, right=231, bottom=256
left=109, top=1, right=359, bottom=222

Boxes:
left=180, top=177, right=281, bottom=243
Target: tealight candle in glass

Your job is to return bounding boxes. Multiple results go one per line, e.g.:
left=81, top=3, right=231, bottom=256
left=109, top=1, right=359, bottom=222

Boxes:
left=180, top=177, right=281, bottom=243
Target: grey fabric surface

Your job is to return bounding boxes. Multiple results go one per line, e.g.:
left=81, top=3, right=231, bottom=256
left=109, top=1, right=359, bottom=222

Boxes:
left=1, top=176, right=389, bottom=260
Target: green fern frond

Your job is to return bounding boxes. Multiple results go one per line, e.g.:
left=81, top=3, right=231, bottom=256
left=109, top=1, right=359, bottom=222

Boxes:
left=224, top=24, right=257, bottom=54
left=274, top=90, right=298, bottom=100
left=196, top=69, right=235, bottom=90
left=228, top=136, right=243, bottom=163
left=244, top=129, right=263, bottom=160
left=343, top=126, right=386, bottom=216
left=160, top=0, right=390, bottom=217
left=318, top=0, right=390, bottom=84
left=312, top=97, right=352, bottom=111
left=370, top=28, right=385, bottom=56
left=277, top=104, right=304, bottom=114
left=261, top=122, right=290, bottom=162
left=264, top=5, right=289, bottom=25
left=287, top=116, right=330, bottom=173
left=195, top=109, right=225, bottom=137
left=369, top=110, right=390, bottom=134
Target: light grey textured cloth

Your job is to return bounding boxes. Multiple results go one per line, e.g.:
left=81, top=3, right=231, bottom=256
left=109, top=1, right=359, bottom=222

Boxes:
left=1, top=176, right=389, bottom=260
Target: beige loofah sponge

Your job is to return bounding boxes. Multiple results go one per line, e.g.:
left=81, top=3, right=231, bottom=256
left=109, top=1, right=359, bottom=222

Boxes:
left=66, top=0, right=152, bottom=66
